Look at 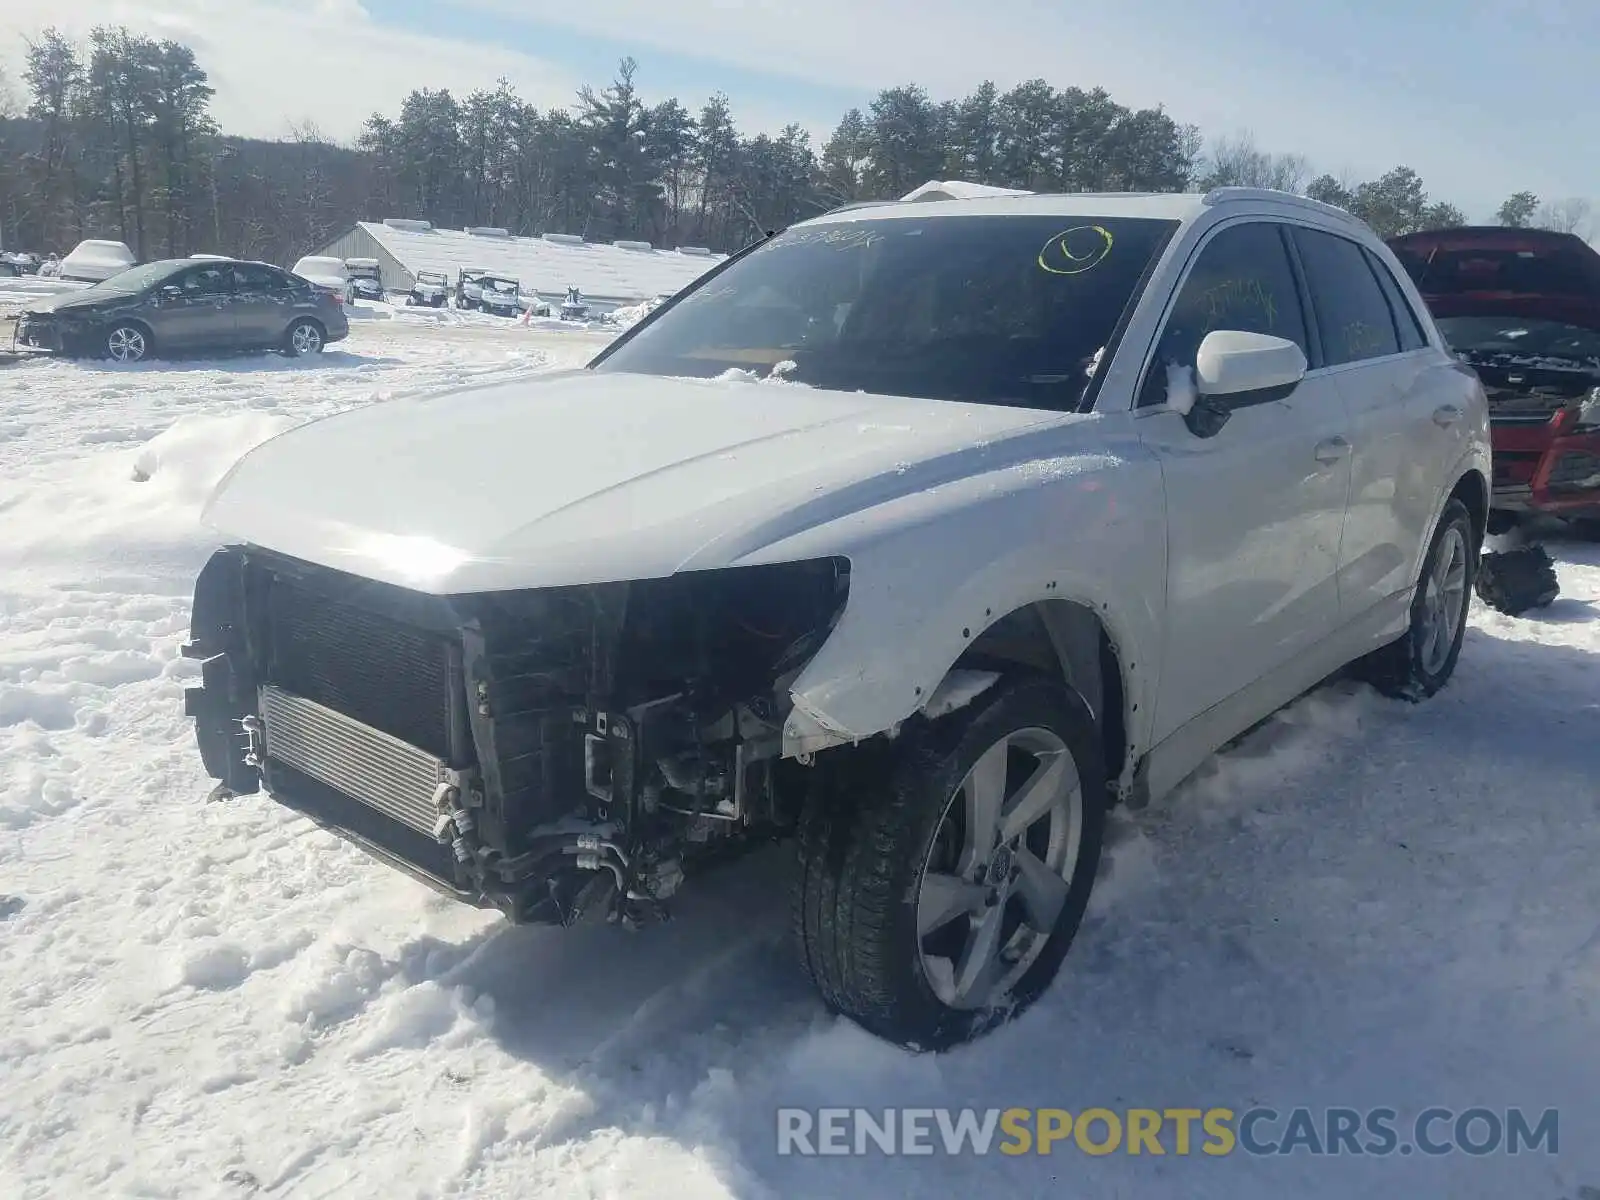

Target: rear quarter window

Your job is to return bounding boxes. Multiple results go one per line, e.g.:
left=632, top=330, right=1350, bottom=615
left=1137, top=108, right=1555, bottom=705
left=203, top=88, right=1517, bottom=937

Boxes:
left=1362, top=247, right=1428, bottom=351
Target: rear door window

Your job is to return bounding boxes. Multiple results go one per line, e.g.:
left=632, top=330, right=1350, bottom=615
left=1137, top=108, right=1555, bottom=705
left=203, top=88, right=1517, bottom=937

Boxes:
left=1291, top=228, right=1401, bottom=365
left=234, top=263, right=292, bottom=293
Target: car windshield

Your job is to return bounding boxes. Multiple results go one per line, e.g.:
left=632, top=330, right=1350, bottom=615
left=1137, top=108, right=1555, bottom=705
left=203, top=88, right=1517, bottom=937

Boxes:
left=1435, top=315, right=1600, bottom=368
left=593, top=213, right=1179, bottom=409
left=486, top=278, right=517, bottom=292
left=87, top=260, right=185, bottom=293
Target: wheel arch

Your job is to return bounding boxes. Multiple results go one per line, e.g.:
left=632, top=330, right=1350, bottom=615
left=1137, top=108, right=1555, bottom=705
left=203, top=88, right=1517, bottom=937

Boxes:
left=1449, top=467, right=1489, bottom=551
left=792, top=591, right=1142, bottom=802
left=103, top=316, right=155, bottom=349
left=948, top=599, right=1132, bottom=791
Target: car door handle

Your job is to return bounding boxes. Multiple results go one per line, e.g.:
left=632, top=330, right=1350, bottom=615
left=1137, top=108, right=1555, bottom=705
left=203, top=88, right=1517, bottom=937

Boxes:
left=1314, top=437, right=1351, bottom=465
left=1433, top=404, right=1463, bottom=427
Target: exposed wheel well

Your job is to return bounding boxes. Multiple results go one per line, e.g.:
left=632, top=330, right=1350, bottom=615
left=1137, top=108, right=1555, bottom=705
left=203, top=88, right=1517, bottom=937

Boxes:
left=952, top=599, right=1130, bottom=789
left=1450, top=469, right=1489, bottom=551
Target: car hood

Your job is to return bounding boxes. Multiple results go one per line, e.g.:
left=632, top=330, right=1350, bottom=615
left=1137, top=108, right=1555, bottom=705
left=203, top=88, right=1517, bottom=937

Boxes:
left=202, top=370, right=1080, bottom=594
left=22, top=290, right=123, bottom=315
left=1388, top=226, right=1600, bottom=329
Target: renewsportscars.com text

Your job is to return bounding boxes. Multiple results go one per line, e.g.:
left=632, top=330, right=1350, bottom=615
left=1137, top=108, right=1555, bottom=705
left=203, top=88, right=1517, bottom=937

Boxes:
left=776, top=1106, right=1560, bottom=1158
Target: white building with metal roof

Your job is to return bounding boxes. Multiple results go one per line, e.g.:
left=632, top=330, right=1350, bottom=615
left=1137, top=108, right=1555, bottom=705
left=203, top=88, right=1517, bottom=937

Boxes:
left=313, top=219, right=728, bottom=314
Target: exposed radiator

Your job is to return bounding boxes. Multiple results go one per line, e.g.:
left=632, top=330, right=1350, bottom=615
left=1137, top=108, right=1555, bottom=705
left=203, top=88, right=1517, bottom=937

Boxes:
left=260, top=574, right=457, bottom=759
left=260, top=685, right=461, bottom=838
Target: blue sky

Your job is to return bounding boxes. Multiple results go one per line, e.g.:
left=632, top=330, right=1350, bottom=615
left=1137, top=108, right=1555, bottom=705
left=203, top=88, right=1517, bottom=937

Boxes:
left=5, top=0, right=1595, bottom=221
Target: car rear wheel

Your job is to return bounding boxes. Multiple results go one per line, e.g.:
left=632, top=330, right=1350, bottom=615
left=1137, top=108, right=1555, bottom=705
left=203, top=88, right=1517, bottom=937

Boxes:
left=283, top=319, right=325, bottom=357
left=104, top=323, right=150, bottom=363
left=1360, top=497, right=1475, bottom=699
left=794, top=678, right=1105, bottom=1051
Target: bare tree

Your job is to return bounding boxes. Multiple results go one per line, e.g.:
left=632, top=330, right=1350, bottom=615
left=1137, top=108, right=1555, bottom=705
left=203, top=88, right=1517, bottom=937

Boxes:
left=1199, top=130, right=1309, bottom=194
left=1538, top=197, right=1595, bottom=241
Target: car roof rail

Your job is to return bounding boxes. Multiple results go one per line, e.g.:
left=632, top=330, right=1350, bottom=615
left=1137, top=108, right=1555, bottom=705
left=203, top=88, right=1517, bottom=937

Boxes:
left=1202, top=186, right=1361, bottom=224
left=816, top=200, right=893, bottom=218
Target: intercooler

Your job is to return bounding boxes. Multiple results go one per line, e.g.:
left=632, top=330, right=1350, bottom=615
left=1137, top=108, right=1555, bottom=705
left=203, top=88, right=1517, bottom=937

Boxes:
left=259, top=685, right=464, bottom=838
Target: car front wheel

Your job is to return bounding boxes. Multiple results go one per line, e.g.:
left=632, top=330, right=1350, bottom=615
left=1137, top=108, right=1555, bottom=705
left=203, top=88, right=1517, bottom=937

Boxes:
left=104, top=323, right=150, bottom=363
left=283, top=319, right=325, bottom=357
left=794, top=678, right=1106, bottom=1051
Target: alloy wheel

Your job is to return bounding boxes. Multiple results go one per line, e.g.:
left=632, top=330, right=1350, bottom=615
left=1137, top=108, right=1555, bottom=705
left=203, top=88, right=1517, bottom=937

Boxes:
left=915, top=726, right=1084, bottom=1010
left=1418, top=524, right=1468, bottom=675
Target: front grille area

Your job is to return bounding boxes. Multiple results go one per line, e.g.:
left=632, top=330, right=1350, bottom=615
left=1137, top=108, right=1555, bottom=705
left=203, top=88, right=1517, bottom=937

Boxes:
left=262, top=576, right=457, bottom=759
left=261, top=685, right=453, bottom=838
left=16, top=317, right=61, bottom=350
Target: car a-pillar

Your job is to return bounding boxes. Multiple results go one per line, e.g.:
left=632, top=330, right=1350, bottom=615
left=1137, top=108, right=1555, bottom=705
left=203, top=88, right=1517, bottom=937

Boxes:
left=790, top=595, right=1132, bottom=1050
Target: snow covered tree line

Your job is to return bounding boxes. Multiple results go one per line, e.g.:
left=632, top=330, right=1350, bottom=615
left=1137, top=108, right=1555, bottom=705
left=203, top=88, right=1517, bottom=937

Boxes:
left=0, top=30, right=1594, bottom=264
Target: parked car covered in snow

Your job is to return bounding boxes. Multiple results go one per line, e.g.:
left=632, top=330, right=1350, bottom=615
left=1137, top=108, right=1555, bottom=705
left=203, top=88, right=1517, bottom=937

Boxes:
left=59, top=239, right=136, bottom=284
left=1, top=251, right=42, bottom=275
left=184, top=188, right=1490, bottom=1051
left=406, top=269, right=449, bottom=307
left=289, top=255, right=351, bottom=304
left=346, top=258, right=386, bottom=303
left=14, top=258, right=348, bottom=362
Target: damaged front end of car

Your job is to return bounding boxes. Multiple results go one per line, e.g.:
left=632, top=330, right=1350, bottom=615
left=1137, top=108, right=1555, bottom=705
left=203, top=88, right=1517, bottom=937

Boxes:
left=183, top=546, right=849, bottom=926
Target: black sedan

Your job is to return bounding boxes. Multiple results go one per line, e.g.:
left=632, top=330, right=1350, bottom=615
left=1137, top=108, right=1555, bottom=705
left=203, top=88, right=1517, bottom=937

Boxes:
left=13, top=258, right=350, bottom=362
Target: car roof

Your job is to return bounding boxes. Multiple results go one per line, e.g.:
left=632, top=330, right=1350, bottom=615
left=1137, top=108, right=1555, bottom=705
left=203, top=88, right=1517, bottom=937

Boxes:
left=796, top=186, right=1365, bottom=232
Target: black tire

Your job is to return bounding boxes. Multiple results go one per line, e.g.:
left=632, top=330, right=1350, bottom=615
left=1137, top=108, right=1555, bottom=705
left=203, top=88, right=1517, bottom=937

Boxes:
left=793, top=678, right=1106, bottom=1051
left=103, top=322, right=151, bottom=363
left=282, top=318, right=325, bottom=357
left=1360, top=498, right=1476, bottom=700
left=1475, top=545, right=1560, bottom=616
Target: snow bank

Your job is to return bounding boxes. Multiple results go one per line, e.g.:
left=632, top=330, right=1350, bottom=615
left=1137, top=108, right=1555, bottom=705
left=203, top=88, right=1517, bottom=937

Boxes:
left=1, top=411, right=292, bottom=587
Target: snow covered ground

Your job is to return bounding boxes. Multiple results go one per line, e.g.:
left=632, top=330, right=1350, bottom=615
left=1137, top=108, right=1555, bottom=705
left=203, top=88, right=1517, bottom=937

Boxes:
left=1, top=321, right=1597, bottom=1199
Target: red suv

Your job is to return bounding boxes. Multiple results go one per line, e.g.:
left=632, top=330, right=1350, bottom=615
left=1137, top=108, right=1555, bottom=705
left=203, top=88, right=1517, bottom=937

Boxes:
left=1389, top=227, right=1600, bottom=539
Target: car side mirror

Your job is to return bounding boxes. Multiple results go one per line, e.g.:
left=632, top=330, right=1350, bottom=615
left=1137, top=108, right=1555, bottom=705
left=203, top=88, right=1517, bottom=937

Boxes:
left=157, top=284, right=183, bottom=304
left=1166, top=330, right=1308, bottom=438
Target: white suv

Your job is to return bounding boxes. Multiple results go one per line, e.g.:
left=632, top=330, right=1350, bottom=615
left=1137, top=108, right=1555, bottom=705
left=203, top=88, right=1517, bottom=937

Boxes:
left=183, top=187, right=1490, bottom=1050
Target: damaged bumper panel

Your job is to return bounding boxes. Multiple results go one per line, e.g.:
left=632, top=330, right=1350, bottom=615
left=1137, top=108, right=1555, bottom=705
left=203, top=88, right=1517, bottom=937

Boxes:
left=11, top=315, right=67, bottom=355
left=183, top=544, right=849, bottom=924
left=1491, top=423, right=1600, bottom=517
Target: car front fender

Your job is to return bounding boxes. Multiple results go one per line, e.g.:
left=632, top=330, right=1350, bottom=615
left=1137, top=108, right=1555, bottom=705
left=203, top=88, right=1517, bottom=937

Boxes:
left=729, top=441, right=1168, bottom=759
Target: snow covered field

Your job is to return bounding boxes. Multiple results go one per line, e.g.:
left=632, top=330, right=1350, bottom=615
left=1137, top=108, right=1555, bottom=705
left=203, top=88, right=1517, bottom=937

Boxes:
left=1, top=320, right=1597, bottom=1199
